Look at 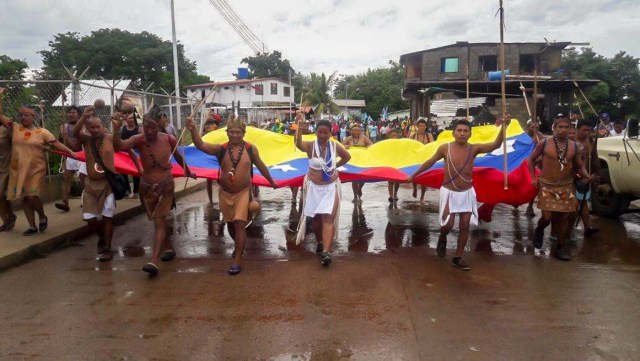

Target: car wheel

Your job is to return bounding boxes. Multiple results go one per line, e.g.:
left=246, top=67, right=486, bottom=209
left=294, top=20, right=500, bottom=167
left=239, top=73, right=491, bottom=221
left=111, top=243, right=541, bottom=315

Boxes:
left=591, top=168, right=630, bottom=218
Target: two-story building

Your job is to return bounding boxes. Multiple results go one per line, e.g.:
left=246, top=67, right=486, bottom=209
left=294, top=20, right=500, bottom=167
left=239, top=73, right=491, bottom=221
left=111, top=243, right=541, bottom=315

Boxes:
left=400, top=41, right=599, bottom=129
left=184, top=77, right=295, bottom=123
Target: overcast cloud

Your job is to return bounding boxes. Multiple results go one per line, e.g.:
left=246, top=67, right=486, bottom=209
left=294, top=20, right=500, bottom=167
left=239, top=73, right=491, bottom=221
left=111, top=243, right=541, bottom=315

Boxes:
left=1, top=0, right=638, bottom=81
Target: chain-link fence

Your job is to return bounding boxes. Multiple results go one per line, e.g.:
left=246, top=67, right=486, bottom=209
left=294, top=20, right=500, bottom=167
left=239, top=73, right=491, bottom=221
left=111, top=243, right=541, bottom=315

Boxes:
left=1, top=78, right=213, bottom=175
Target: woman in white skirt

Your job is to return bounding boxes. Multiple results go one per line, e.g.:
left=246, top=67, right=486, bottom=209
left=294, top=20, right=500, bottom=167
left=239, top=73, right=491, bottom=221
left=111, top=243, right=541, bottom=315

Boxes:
left=295, top=118, right=351, bottom=266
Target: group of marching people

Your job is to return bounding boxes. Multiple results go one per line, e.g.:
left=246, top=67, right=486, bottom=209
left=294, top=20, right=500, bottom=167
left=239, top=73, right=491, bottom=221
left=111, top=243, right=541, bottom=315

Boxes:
left=2, top=82, right=607, bottom=276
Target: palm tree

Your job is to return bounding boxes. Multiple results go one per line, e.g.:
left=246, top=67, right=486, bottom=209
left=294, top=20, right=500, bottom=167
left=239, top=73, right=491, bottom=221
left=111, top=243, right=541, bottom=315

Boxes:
left=303, top=72, right=339, bottom=114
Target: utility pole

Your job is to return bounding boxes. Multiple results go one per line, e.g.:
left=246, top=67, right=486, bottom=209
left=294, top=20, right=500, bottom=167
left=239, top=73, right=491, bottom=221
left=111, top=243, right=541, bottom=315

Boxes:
left=170, top=0, right=182, bottom=129
left=345, top=82, right=348, bottom=118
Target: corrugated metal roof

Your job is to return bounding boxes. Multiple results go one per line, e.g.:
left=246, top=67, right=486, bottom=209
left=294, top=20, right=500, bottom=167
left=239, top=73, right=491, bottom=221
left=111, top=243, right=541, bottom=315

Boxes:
left=333, top=99, right=366, bottom=107
left=430, top=97, right=487, bottom=117
left=53, top=79, right=132, bottom=106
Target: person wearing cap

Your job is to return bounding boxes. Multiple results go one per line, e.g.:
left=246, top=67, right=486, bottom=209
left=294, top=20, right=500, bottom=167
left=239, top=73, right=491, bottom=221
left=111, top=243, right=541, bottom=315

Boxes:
left=271, top=118, right=283, bottom=133
left=596, top=113, right=614, bottom=137
left=1, top=103, right=79, bottom=236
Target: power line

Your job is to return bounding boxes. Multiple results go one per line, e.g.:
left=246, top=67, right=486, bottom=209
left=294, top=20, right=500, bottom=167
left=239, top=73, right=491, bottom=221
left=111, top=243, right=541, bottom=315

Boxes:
left=208, top=0, right=268, bottom=54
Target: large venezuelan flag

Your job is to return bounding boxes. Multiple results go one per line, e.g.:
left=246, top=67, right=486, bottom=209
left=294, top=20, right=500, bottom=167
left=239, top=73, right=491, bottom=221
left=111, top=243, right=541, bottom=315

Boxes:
left=71, top=121, right=538, bottom=210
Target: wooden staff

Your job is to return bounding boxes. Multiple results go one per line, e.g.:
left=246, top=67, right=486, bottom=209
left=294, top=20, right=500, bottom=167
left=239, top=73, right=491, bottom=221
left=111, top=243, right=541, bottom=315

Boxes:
left=573, top=81, right=604, bottom=127
left=519, top=82, right=532, bottom=118
left=170, top=93, right=209, bottom=159
left=499, top=0, right=508, bottom=189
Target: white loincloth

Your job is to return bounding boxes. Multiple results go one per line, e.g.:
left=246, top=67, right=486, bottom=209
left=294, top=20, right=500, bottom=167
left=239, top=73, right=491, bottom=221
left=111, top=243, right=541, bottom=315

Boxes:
left=296, top=175, right=341, bottom=245
left=303, top=181, right=337, bottom=217
left=439, top=186, right=479, bottom=227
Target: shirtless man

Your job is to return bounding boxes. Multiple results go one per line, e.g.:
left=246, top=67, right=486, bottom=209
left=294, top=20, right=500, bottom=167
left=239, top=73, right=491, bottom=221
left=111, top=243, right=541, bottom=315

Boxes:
left=410, top=119, right=435, bottom=203
left=407, top=118, right=510, bottom=271
left=528, top=117, right=591, bottom=261
left=55, top=106, right=85, bottom=212
left=343, top=124, right=372, bottom=202
left=186, top=115, right=277, bottom=275
left=73, top=107, right=116, bottom=261
left=524, top=119, right=545, bottom=217
left=570, top=119, right=600, bottom=237
left=113, top=108, right=194, bottom=276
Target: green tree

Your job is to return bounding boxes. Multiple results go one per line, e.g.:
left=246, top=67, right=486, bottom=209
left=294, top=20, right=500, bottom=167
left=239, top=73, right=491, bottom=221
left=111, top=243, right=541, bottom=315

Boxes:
left=239, top=51, right=294, bottom=81
left=333, top=60, right=407, bottom=117
left=38, top=29, right=210, bottom=92
left=562, top=48, right=640, bottom=118
left=303, top=72, right=339, bottom=114
left=0, top=55, right=28, bottom=80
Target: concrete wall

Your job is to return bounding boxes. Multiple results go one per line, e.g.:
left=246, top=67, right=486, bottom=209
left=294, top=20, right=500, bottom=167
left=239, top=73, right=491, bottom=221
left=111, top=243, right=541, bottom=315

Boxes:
left=419, top=44, right=558, bottom=81
left=490, top=98, right=530, bottom=128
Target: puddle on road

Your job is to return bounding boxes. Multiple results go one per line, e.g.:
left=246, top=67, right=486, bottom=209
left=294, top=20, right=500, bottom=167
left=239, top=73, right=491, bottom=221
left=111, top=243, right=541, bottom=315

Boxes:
left=112, top=183, right=640, bottom=267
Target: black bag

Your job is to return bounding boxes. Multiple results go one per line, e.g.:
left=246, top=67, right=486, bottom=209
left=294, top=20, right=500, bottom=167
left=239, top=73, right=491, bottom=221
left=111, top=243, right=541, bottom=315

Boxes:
left=90, top=138, right=128, bottom=200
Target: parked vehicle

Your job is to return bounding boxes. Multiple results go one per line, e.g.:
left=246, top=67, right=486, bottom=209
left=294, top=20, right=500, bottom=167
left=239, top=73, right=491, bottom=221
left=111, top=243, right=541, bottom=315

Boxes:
left=593, top=119, right=640, bottom=217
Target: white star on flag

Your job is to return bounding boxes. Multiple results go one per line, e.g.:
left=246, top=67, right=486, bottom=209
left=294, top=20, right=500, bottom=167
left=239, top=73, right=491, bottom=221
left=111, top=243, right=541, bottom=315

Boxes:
left=490, top=139, right=516, bottom=156
left=271, top=164, right=298, bottom=172
left=337, top=166, right=348, bottom=172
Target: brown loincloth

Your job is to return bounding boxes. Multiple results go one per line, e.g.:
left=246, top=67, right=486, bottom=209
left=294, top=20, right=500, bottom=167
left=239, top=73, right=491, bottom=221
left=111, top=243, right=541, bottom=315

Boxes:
left=218, top=187, right=250, bottom=222
left=140, top=178, right=175, bottom=220
left=83, top=178, right=112, bottom=215
left=537, top=177, right=577, bottom=213
left=0, top=172, right=8, bottom=198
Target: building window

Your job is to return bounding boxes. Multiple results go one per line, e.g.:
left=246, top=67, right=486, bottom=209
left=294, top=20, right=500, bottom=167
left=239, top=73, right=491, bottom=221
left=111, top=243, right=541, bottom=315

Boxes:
left=478, top=55, right=497, bottom=72
left=239, top=85, right=245, bottom=89
left=441, top=57, right=459, bottom=73
left=201, top=89, right=206, bottom=99
left=270, top=83, right=278, bottom=95
left=284, top=86, right=290, bottom=97
left=224, top=86, right=230, bottom=90
left=254, top=84, right=263, bottom=95
left=519, top=54, right=536, bottom=73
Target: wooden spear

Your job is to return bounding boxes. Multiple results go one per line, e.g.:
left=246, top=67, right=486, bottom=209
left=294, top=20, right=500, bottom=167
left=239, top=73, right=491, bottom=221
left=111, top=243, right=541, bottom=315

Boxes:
left=499, top=0, right=508, bottom=189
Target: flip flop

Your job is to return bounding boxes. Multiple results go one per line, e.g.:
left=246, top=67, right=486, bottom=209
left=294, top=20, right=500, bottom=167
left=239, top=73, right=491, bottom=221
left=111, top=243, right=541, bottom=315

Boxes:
left=23, top=227, right=38, bottom=236
left=142, top=263, right=159, bottom=277
left=38, top=217, right=48, bottom=232
left=54, top=202, right=70, bottom=212
left=160, top=250, right=176, bottom=262
left=0, top=214, right=17, bottom=232
left=227, top=264, right=241, bottom=275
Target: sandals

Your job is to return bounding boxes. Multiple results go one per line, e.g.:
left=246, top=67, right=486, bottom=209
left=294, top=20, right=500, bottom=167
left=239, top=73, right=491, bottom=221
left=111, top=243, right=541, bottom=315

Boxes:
left=554, top=246, right=571, bottom=261
left=436, top=234, right=447, bottom=258
left=321, top=252, right=332, bottom=266
left=160, top=250, right=176, bottom=262
left=54, top=202, right=70, bottom=212
left=315, top=243, right=323, bottom=254
left=38, top=217, right=48, bottom=232
left=228, top=264, right=241, bottom=275
left=0, top=214, right=17, bottom=232
left=142, top=263, right=159, bottom=277
left=23, top=227, right=38, bottom=236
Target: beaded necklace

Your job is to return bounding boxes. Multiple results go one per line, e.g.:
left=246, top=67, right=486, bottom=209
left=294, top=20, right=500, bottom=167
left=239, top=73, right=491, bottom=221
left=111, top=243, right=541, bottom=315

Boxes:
left=553, top=136, right=569, bottom=171
left=227, top=142, right=245, bottom=181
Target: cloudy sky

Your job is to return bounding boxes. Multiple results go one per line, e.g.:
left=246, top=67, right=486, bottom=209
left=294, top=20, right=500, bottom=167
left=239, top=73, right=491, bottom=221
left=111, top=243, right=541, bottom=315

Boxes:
left=1, top=0, right=638, bottom=81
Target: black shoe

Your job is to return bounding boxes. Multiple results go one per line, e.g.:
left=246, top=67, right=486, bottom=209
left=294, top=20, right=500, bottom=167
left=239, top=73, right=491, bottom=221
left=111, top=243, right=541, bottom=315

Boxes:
left=533, top=226, right=544, bottom=249
left=228, top=263, right=241, bottom=275
left=315, top=243, right=323, bottom=254
left=142, top=263, right=159, bottom=277
left=554, top=246, right=571, bottom=261
left=584, top=228, right=600, bottom=237
left=23, top=227, right=38, bottom=236
left=451, top=257, right=470, bottom=271
left=437, top=234, right=447, bottom=258
left=160, top=250, right=176, bottom=262
left=321, top=252, right=332, bottom=266
left=38, top=216, right=48, bottom=232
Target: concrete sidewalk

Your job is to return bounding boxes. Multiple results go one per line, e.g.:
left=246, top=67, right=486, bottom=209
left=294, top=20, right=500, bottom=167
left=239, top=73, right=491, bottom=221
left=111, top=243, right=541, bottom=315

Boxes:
left=0, top=178, right=205, bottom=271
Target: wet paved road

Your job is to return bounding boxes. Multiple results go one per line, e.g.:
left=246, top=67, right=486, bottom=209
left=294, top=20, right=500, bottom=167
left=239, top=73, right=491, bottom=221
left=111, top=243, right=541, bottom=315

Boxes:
left=1, top=182, right=639, bottom=360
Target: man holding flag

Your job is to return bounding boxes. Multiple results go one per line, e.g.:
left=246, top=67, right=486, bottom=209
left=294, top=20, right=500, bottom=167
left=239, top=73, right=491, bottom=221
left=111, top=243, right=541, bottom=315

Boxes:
left=407, top=117, right=510, bottom=271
